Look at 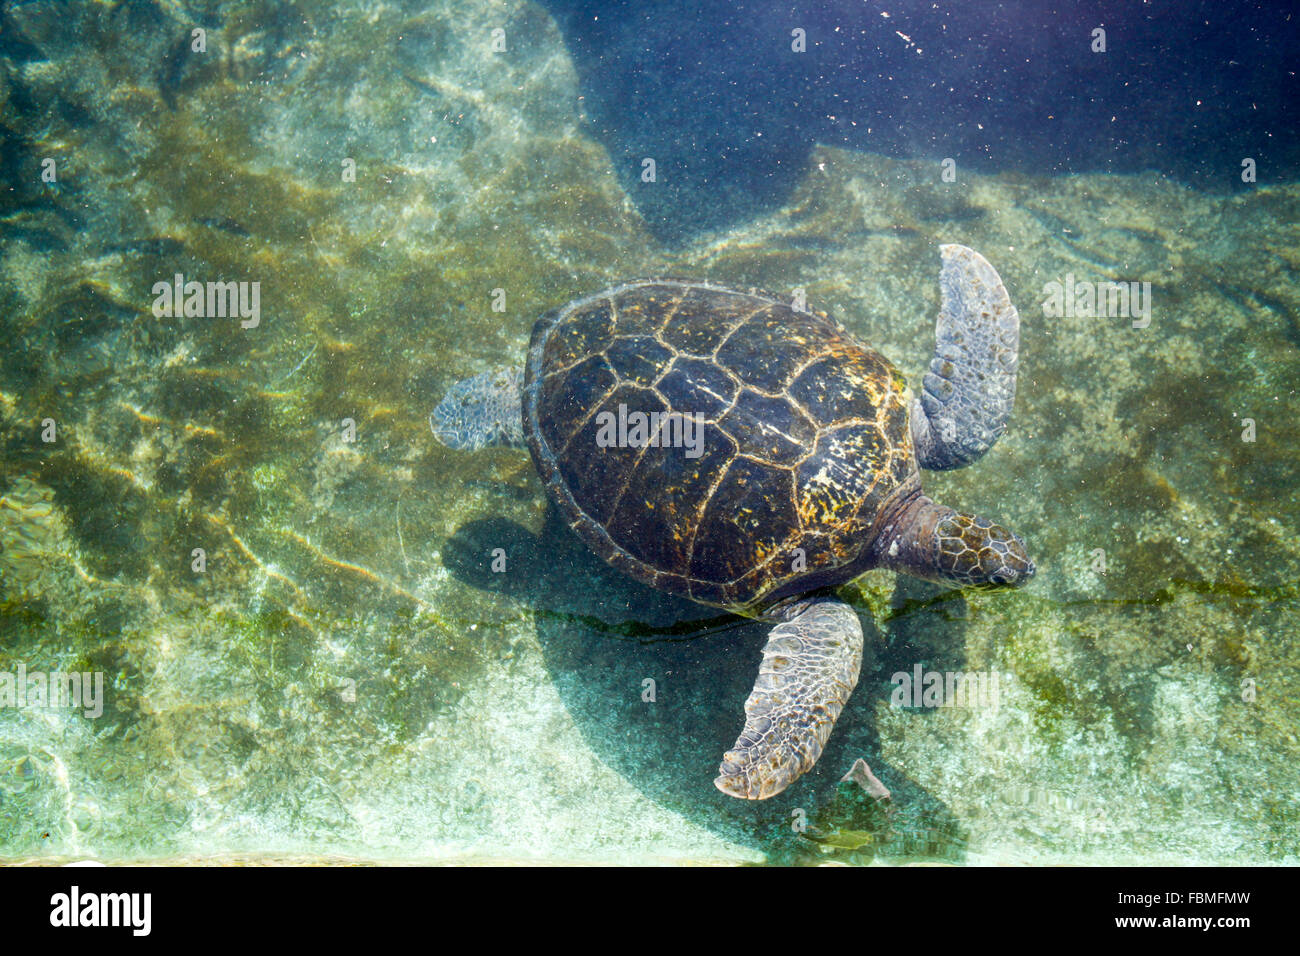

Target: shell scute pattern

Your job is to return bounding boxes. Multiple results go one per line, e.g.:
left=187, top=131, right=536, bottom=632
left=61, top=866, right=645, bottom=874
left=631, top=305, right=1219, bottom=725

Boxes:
left=542, top=301, right=614, bottom=371
left=715, top=306, right=820, bottom=393
left=604, top=335, right=673, bottom=387
left=603, top=422, right=736, bottom=572
left=718, top=389, right=818, bottom=466
left=690, top=458, right=800, bottom=586
left=661, top=286, right=758, bottom=354
left=795, top=423, right=891, bottom=529
left=523, top=279, right=917, bottom=610
left=537, top=354, right=617, bottom=455
left=657, top=356, right=736, bottom=420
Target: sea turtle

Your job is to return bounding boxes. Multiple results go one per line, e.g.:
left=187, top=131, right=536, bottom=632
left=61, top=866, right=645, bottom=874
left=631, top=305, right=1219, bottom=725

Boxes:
left=430, top=244, right=1034, bottom=799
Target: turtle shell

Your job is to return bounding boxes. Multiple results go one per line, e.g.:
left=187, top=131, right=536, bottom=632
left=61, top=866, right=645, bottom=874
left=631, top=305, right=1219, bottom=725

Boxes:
left=522, top=279, right=918, bottom=610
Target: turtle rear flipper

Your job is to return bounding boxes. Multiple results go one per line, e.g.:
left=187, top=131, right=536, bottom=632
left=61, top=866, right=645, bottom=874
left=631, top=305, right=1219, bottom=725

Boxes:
left=912, top=244, right=1021, bottom=471
left=715, top=597, right=863, bottom=800
left=431, top=366, right=526, bottom=450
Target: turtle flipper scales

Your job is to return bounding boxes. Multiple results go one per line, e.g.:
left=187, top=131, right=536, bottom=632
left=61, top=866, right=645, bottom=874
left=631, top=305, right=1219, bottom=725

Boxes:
left=430, top=366, right=526, bottom=450
left=912, top=244, right=1021, bottom=471
left=715, top=597, right=863, bottom=800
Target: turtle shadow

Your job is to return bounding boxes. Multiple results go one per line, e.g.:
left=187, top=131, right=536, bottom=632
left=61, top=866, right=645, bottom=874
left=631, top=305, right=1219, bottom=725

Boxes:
left=443, top=508, right=971, bottom=863
left=880, top=576, right=978, bottom=678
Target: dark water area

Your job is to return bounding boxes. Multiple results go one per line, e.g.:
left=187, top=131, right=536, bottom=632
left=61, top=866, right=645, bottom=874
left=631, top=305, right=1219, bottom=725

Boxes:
left=543, top=0, right=1300, bottom=241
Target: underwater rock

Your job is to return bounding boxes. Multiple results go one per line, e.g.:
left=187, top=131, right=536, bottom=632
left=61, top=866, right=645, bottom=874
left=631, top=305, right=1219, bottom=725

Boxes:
left=841, top=758, right=891, bottom=801
left=0, top=477, right=70, bottom=600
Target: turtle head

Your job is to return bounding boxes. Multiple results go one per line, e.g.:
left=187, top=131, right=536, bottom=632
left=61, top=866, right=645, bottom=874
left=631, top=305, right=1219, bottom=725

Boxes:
left=928, top=511, right=1035, bottom=588
left=877, top=497, right=1035, bottom=589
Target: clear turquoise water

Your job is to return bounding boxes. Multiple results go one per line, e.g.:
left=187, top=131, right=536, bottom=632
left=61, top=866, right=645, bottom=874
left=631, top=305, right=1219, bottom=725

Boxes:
left=1, top=0, right=1297, bottom=864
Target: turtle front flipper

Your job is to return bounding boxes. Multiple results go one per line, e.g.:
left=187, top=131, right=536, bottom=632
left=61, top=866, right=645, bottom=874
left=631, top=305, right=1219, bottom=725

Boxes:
left=911, top=244, right=1021, bottom=471
left=715, top=596, right=863, bottom=800
left=430, top=366, right=526, bottom=450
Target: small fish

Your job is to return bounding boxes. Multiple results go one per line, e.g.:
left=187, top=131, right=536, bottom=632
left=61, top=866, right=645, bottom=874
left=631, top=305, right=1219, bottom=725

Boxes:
left=106, top=237, right=186, bottom=258
left=197, top=217, right=251, bottom=237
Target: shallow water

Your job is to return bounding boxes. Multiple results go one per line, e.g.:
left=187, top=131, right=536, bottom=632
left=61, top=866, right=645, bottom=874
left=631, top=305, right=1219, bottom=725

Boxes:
left=1, top=0, right=1297, bottom=864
